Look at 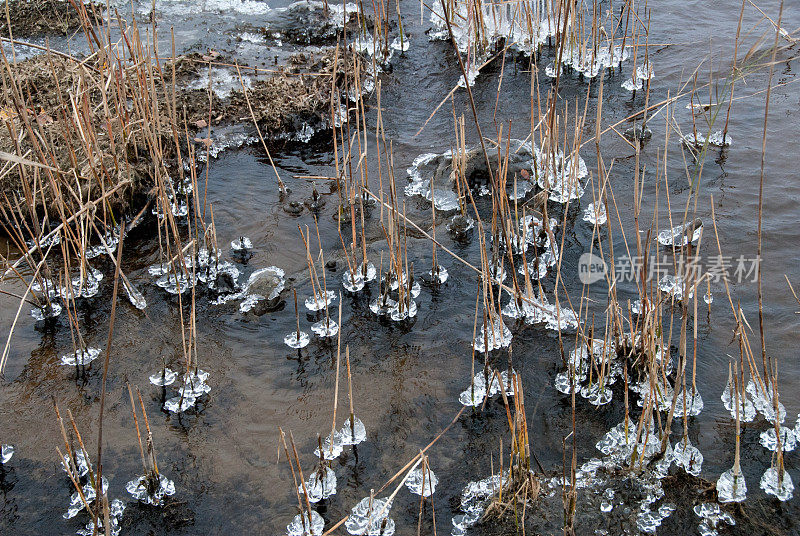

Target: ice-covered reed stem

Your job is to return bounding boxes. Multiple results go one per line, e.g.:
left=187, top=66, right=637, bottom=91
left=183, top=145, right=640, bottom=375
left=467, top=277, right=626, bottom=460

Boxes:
left=281, top=430, right=316, bottom=532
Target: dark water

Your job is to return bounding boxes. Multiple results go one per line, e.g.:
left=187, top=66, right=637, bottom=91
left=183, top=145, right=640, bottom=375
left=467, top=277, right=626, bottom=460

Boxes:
left=2, top=1, right=800, bottom=534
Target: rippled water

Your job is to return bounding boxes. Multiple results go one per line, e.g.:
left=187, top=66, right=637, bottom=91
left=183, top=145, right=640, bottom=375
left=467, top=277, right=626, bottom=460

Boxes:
left=1, top=0, right=799, bottom=534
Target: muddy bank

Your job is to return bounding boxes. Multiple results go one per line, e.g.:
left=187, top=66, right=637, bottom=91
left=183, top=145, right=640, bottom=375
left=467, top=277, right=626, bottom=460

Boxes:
left=0, top=0, right=98, bottom=37
left=0, top=46, right=360, bottom=224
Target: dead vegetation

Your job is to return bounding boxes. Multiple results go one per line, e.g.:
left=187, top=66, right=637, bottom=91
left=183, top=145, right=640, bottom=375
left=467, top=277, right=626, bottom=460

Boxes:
left=0, top=19, right=359, bottom=223
left=0, top=0, right=98, bottom=37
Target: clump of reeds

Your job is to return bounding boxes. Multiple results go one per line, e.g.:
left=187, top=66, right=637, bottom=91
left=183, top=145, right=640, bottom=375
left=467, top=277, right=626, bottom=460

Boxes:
left=484, top=372, right=540, bottom=521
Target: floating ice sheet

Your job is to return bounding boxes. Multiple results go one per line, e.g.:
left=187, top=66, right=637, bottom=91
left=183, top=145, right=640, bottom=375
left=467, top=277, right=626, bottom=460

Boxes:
left=156, top=272, right=196, bottom=295
left=389, top=299, right=417, bottom=321
left=311, top=319, right=339, bottom=338
left=343, top=270, right=365, bottom=293
left=305, top=290, right=336, bottom=312
left=473, top=317, right=512, bottom=353
left=31, top=302, right=62, bottom=321
left=369, top=295, right=397, bottom=315
left=682, top=130, right=732, bottom=148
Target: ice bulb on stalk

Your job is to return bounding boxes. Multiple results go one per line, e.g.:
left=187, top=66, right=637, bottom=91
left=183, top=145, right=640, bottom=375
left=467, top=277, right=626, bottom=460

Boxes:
left=285, top=331, right=310, bottom=349
left=760, top=466, right=793, bottom=501
left=716, top=467, right=747, bottom=503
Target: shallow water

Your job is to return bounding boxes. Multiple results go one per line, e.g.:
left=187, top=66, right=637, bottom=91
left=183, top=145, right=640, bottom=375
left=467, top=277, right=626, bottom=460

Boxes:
left=2, top=0, right=800, bottom=534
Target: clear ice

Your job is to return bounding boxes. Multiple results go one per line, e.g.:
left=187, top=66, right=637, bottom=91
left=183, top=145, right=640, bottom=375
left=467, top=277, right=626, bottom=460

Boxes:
left=285, top=331, right=311, bottom=349
left=693, top=502, right=735, bottom=536
left=314, top=430, right=345, bottom=460
left=311, top=319, right=339, bottom=338
left=759, top=466, right=794, bottom=501
left=405, top=466, right=438, bottom=497
left=300, top=466, right=337, bottom=503
left=31, top=302, right=62, bottom=321
left=345, top=496, right=395, bottom=536
left=673, top=437, right=703, bottom=476
left=656, top=221, right=702, bottom=247
left=473, top=317, right=512, bottom=353
left=149, top=367, right=178, bottom=386
left=1, top=444, right=13, bottom=464
left=582, top=202, right=607, bottom=225
left=305, top=290, right=336, bottom=312
left=287, top=510, right=325, bottom=536
left=340, top=416, right=367, bottom=445
left=759, top=426, right=796, bottom=452
left=716, top=468, right=747, bottom=503
left=231, top=236, right=253, bottom=251
left=60, top=347, right=101, bottom=366
left=126, top=473, right=176, bottom=505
